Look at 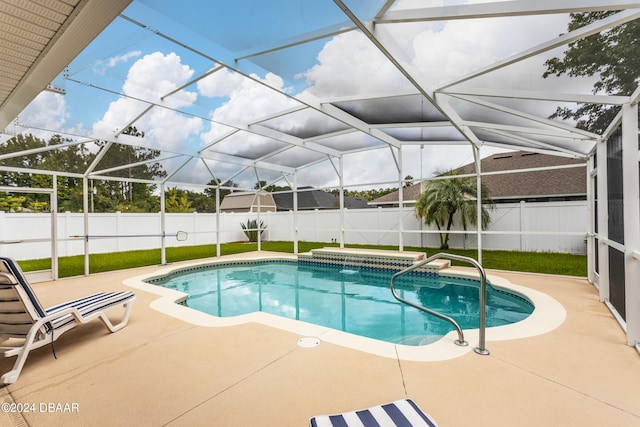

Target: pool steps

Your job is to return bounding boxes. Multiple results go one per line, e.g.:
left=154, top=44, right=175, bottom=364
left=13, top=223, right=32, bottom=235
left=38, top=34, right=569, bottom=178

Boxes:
left=297, top=247, right=450, bottom=273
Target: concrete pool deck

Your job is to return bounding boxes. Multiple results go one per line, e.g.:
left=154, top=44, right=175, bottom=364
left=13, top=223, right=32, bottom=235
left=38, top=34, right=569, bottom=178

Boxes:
left=1, top=251, right=639, bottom=426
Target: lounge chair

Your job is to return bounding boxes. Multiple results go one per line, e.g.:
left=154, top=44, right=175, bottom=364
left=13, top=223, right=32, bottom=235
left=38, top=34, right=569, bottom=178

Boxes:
left=309, top=398, right=437, bottom=427
left=0, top=257, right=135, bottom=385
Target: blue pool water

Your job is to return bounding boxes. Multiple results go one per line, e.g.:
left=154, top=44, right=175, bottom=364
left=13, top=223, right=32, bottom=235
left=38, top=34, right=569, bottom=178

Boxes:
left=149, top=261, right=534, bottom=346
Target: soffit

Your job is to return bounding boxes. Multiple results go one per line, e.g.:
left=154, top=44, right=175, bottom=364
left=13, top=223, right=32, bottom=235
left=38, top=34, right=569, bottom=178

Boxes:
left=0, top=0, right=132, bottom=129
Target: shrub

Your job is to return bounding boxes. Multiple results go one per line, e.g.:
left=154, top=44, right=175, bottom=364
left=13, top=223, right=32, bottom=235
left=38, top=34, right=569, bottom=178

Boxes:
left=240, top=219, right=266, bottom=242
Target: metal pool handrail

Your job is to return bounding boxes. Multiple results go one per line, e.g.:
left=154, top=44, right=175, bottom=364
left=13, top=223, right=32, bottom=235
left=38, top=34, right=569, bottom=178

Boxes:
left=389, top=253, right=490, bottom=355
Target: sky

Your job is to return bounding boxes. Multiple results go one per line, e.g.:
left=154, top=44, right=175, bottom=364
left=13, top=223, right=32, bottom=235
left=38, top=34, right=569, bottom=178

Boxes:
left=7, top=0, right=587, bottom=191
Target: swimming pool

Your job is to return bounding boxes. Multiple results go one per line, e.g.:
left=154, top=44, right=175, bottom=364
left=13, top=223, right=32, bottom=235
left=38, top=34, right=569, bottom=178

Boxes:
left=147, top=260, right=534, bottom=346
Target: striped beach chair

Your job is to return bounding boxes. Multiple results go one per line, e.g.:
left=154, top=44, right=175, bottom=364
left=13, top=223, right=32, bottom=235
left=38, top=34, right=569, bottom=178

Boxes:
left=310, top=399, right=437, bottom=427
left=0, top=257, right=135, bottom=385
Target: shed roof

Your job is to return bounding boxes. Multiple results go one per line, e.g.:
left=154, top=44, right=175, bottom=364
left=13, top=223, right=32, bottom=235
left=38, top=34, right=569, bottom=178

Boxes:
left=219, top=192, right=276, bottom=212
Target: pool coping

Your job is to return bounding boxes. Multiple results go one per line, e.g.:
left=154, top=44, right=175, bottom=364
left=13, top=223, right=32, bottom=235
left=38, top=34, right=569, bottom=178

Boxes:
left=123, top=252, right=566, bottom=362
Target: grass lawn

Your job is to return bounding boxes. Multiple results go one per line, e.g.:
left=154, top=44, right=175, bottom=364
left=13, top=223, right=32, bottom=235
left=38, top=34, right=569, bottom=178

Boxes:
left=17, top=240, right=587, bottom=278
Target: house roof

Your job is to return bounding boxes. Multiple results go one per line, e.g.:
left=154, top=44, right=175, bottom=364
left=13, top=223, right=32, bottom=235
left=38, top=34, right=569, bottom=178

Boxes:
left=272, top=188, right=369, bottom=210
left=370, top=151, right=586, bottom=205
left=457, top=151, right=586, bottom=200
left=369, top=184, right=424, bottom=206
left=343, top=195, right=370, bottom=209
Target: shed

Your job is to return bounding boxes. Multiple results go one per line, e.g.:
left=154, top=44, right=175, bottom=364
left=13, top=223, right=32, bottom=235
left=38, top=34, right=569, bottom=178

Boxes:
left=218, top=191, right=277, bottom=213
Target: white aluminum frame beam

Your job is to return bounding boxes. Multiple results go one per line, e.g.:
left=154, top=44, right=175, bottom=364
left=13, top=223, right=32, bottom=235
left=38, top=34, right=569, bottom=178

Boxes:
left=481, top=128, right=587, bottom=158
left=462, top=121, right=597, bottom=140
left=622, top=102, right=639, bottom=347
left=442, top=87, right=633, bottom=106
left=234, top=22, right=355, bottom=61
left=448, top=93, right=600, bottom=140
left=376, top=1, right=640, bottom=24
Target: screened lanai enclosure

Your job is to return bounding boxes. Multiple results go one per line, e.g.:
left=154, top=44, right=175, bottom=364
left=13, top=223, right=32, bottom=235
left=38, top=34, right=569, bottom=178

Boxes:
left=0, top=1, right=638, bottom=351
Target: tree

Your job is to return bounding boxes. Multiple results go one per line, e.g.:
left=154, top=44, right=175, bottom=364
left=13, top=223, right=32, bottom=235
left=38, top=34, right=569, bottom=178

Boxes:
left=0, top=195, right=27, bottom=212
left=0, top=133, right=91, bottom=212
left=329, top=186, right=397, bottom=201
left=414, top=170, right=493, bottom=249
left=0, top=128, right=167, bottom=213
left=165, top=187, right=192, bottom=213
left=542, top=12, right=639, bottom=133
left=93, top=126, right=165, bottom=212
left=204, top=179, right=238, bottom=207
left=45, top=134, right=93, bottom=212
left=187, top=190, right=216, bottom=213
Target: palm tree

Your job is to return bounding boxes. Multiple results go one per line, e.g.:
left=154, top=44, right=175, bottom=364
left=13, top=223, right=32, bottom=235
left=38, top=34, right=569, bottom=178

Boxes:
left=415, top=170, right=493, bottom=249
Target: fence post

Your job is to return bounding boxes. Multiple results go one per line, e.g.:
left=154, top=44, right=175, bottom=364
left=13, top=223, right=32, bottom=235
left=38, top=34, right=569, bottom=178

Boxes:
left=314, top=208, right=318, bottom=242
left=61, top=211, right=70, bottom=257
left=115, top=211, right=121, bottom=252
left=193, top=211, right=197, bottom=245
left=519, top=200, right=526, bottom=251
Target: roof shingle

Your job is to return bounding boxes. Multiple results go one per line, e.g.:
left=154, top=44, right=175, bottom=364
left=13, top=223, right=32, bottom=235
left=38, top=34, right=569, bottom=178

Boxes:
left=370, top=151, right=586, bottom=205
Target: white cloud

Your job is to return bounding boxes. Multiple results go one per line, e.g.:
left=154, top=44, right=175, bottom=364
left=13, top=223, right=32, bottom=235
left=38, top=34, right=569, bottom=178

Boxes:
left=197, top=68, right=245, bottom=98
left=199, top=70, right=298, bottom=142
left=92, top=50, right=142, bottom=75
left=5, top=91, right=78, bottom=140
left=412, top=14, right=571, bottom=90
left=302, top=31, right=414, bottom=97
left=123, top=52, right=197, bottom=109
left=13, top=91, right=68, bottom=131
left=93, top=52, right=202, bottom=153
left=302, top=7, right=571, bottom=97
left=107, top=50, right=142, bottom=68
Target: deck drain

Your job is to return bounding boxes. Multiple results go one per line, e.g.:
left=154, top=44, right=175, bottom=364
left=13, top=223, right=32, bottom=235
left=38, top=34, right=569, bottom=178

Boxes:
left=297, top=337, right=321, bottom=348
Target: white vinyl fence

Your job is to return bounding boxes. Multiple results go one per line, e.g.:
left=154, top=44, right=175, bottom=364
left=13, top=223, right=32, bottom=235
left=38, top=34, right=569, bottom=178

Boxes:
left=0, top=200, right=587, bottom=261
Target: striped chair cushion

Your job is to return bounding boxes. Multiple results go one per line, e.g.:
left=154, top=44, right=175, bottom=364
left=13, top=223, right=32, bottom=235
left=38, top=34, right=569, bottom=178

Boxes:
left=310, top=399, right=437, bottom=427
left=46, top=291, right=135, bottom=330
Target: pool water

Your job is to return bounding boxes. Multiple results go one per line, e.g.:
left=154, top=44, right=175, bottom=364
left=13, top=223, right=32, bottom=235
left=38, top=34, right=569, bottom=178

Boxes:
left=150, top=261, right=533, bottom=346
